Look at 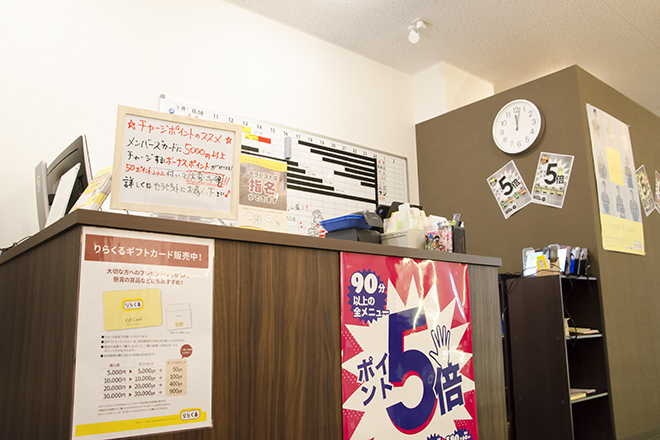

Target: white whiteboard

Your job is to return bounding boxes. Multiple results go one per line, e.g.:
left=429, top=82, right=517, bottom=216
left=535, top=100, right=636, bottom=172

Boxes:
left=159, top=95, right=408, bottom=235
left=110, top=106, right=242, bottom=219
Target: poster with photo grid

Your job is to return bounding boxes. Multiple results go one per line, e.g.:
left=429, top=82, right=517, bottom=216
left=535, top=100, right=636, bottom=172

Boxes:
left=159, top=95, right=408, bottom=236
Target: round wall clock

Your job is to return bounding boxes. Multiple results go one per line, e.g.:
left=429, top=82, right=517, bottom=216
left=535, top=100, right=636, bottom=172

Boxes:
left=492, top=99, right=544, bottom=154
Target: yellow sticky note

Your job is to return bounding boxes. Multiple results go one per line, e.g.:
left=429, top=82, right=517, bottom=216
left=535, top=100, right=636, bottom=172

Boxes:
left=606, top=146, right=625, bottom=186
left=536, top=255, right=550, bottom=270
left=103, top=289, right=163, bottom=331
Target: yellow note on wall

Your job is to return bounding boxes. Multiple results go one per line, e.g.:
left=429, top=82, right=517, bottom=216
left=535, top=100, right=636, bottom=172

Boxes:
left=606, top=146, right=625, bottom=186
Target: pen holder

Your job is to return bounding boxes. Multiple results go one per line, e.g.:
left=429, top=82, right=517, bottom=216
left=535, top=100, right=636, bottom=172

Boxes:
left=452, top=226, right=466, bottom=253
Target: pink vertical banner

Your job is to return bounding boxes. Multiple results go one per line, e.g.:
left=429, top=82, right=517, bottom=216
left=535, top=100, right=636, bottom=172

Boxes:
left=341, top=253, right=478, bottom=440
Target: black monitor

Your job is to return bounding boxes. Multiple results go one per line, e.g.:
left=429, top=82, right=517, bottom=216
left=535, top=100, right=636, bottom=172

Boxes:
left=376, top=202, right=424, bottom=220
left=35, top=135, right=92, bottom=229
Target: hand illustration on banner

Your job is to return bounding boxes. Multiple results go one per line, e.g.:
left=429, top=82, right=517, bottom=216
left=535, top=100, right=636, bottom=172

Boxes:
left=341, top=254, right=477, bottom=440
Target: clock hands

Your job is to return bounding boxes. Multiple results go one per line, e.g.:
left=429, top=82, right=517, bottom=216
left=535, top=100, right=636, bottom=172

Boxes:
left=493, top=100, right=541, bottom=154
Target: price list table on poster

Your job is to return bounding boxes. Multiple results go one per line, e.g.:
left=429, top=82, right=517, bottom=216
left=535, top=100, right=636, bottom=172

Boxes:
left=166, top=360, right=188, bottom=396
left=100, top=362, right=188, bottom=400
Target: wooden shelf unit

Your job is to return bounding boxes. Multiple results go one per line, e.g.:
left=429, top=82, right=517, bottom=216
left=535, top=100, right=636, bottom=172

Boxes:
left=502, top=275, right=614, bottom=440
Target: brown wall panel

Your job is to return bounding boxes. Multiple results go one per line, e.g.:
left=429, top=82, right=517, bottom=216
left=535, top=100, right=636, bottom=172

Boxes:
left=0, top=227, right=81, bottom=439
left=575, top=68, right=660, bottom=440
left=227, top=241, right=342, bottom=439
left=468, top=265, right=508, bottom=439
left=417, top=65, right=660, bottom=439
left=138, top=241, right=343, bottom=440
left=417, top=66, right=600, bottom=275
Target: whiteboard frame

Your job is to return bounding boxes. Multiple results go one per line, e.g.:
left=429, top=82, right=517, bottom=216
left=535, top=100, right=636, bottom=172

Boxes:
left=159, top=94, right=410, bottom=206
left=110, top=105, right=242, bottom=219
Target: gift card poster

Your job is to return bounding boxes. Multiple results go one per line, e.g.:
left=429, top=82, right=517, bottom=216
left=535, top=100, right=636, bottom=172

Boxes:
left=341, top=253, right=477, bottom=440
left=486, top=160, right=532, bottom=219
left=71, top=227, right=214, bottom=440
left=587, top=104, right=644, bottom=255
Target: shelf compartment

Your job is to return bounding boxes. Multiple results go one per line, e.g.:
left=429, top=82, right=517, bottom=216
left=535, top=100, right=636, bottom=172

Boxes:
left=571, top=394, right=614, bottom=440
left=566, top=333, right=602, bottom=340
left=570, top=392, right=608, bottom=404
left=503, top=275, right=614, bottom=440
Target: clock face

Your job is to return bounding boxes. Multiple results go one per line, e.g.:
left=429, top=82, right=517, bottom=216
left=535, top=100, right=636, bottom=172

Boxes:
left=492, top=99, right=543, bottom=154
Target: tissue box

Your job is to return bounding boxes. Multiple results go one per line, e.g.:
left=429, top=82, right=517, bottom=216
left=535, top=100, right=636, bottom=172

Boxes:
left=381, top=229, right=426, bottom=249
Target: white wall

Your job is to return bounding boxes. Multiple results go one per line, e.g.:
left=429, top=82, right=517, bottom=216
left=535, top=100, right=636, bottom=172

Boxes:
left=443, top=63, right=494, bottom=112
left=413, top=62, right=493, bottom=124
left=0, top=0, right=418, bottom=247
left=413, top=63, right=449, bottom=124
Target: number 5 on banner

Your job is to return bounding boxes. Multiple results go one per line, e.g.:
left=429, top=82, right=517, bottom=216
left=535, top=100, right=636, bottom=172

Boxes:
left=386, top=308, right=436, bottom=434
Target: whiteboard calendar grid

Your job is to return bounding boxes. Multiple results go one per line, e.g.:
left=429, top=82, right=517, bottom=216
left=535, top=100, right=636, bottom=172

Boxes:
left=159, top=95, right=408, bottom=236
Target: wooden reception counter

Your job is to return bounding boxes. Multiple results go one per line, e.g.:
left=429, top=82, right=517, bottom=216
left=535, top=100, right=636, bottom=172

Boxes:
left=0, top=210, right=505, bottom=440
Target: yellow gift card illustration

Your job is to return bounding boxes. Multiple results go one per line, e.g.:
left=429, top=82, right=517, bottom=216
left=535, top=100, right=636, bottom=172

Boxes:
left=103, top=289, right=163, bottom=331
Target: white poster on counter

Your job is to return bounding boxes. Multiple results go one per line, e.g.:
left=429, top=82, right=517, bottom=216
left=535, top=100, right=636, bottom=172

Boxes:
left=71, top=227, right=214, bottom=440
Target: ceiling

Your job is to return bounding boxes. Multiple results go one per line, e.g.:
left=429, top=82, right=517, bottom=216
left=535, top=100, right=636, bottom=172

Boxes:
left=223, top=0, right=660, bottom=116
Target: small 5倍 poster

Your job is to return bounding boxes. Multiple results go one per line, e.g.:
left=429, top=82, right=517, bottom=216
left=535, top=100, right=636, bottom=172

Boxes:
left=486, top=160, right=531, bottom=219
left=655, top=170, right=660, bottom=213
left=636, top=164, right=654, bottom=217
left=531, top=152, right=574, bottom=208
left=341, top=253, right=478, bottom=440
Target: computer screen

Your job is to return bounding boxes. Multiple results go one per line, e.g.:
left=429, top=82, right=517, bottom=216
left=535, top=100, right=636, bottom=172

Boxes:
left=35, top=135, right=93, bottom=229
